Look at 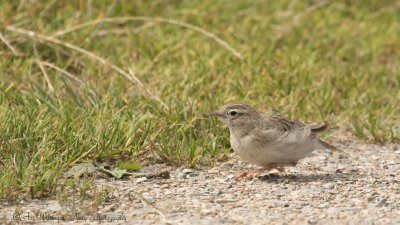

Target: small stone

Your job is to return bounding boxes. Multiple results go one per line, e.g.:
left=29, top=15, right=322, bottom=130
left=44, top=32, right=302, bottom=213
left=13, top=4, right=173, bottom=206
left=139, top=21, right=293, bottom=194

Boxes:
left=215, top=199, right=237, bottom=204
left=136, top=177, right=147, bottom=182
left=266, top=216, right=280, bottom=219
left=208, top=168, right=219, bottom=174
left=375, top=199, right=389, bottom=207
left=176, top=172, right=187, bottom=179
left=318, top=203, right=329, bottom=208
left=182, top=168, right=193, bottom=174
left=307, top=219, right=317, bottom=224
left=309, top=187, right=326, bottom=192
left=383, top=165, right=389, bottom=169
left=201, top=208, right=212, bottom=215
left=188, top=173, right=198, bottom=178
left=323, top=183, right=335, bottom=190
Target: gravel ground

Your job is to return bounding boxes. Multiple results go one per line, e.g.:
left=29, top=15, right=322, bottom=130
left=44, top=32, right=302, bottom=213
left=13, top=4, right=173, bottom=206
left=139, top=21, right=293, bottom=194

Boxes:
left=2, top=135, right=400, bottom=225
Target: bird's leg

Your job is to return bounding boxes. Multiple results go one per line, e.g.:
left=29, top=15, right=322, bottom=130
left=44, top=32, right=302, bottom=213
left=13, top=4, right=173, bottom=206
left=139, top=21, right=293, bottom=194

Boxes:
left=270, top=162, right=297, bottom=175
left=269, top=162, right=297, bottom=170
left=234, top=167, right=269, bottom=179
left=234, top=162, right=297, bottom=179
left=275, top=167, right=286, bottom=174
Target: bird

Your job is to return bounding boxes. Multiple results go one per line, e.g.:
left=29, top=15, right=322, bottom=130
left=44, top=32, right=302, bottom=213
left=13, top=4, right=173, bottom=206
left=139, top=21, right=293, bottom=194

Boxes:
left=206, top=103, right=337, bottom=179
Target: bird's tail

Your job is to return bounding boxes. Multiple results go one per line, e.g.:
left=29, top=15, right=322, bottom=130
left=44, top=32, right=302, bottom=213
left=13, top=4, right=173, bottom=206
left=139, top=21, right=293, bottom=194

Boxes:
left=318, top=139, right=339, bottom=151
left=309, top=121, right=330, bottom=135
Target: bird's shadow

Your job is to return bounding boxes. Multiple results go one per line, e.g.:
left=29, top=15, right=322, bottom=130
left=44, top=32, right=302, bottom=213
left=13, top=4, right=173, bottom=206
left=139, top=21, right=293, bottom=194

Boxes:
left=257, top=171, right=362, bottom=184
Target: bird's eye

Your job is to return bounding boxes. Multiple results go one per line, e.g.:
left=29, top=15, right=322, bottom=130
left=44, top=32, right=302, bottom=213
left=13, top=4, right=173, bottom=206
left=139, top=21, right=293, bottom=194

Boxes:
left=229, top=111, right=237, bottom=116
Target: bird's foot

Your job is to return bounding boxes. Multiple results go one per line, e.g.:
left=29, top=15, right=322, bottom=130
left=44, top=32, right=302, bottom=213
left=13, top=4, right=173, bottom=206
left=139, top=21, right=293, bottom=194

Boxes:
left=234, top=162, right=297, bottom=179
left=234, top=168, right=269, bottom=179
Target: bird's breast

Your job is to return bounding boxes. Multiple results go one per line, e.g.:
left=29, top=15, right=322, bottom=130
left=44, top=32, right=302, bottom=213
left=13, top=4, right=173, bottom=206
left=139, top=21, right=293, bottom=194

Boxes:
left=230, top=133, right=258, bottom=161
left=229, top=129, right=317, bottom=167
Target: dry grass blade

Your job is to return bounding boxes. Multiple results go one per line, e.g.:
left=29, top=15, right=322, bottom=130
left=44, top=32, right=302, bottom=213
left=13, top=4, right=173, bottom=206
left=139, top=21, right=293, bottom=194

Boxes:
left=93, top=22, right=158, bottom=37
left=141, top=42, right=184, bottom=74
left=294, top=0, right=329, bottom=20
left=90, top=0, right=120, bottom=37
left=41, top=61, right=85, bottom=86
left=33, top=43, right=55, bottom=92
left=39, top=0, right=58, bottom=18
left=0, top=32, right=18, bottom=55
left=51, top=16, right=242, bottom=59
left=7, top=26, right=169, bottom=110
left=0, top=51, right=27, bottom=57
left=34, top=59, right=55, bottom=92
left=278, top=1, right=330, bottom=39
left=127, top=69, right=168, bottom=111
left=93, top=28, right=128, bottom=37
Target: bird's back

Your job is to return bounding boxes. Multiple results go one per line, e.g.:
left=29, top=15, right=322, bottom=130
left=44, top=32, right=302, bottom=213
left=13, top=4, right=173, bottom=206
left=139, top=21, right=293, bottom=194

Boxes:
left=241, top=114, right=334, bottom=166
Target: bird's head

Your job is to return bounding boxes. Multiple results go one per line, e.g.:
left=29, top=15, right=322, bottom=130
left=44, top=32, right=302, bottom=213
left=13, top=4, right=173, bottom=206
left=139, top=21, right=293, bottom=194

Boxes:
left=206, top=103, right=260, bottom=129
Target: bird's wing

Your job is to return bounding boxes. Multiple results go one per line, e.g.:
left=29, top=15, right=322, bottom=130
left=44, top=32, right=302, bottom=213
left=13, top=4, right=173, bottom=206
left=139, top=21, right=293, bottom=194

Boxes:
left=259, top=114, right=306, bottom=133
left=260, top=114, right=330, bottom=134
left=257, top=114, right=338, bottom=151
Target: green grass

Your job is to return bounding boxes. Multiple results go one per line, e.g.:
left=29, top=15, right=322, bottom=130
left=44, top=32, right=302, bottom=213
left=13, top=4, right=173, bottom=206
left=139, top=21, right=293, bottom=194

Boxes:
left=0, top=0, right=399, bottom=200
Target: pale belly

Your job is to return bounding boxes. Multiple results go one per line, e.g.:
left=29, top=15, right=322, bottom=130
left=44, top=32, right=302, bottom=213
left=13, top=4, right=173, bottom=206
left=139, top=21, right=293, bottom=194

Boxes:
left=230, top=133, right=317, bottom=167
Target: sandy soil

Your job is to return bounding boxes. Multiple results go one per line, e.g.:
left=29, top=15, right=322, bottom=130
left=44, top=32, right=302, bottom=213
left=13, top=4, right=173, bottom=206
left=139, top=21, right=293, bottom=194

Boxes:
left=1, top=135, right=400, bottom=225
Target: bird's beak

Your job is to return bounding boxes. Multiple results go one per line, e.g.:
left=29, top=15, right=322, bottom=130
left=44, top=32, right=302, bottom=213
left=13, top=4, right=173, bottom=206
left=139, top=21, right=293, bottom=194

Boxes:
left=204, top=110, right=225, bottom=118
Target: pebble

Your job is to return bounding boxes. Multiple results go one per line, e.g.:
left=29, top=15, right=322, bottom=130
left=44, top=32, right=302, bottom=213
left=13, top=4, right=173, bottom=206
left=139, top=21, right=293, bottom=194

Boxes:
left=308, top=219, right=317, bottom=224
left=309, top=187, right=326, bottom=192
left=182, top=168, right=194, bottom=174
left=266, top=216, right=280, bottom=219
left=323, top=183, right=335, bottom=190
left=375, top=200, right=389, bottom=207
left=136, top=177, right=147, bottom=182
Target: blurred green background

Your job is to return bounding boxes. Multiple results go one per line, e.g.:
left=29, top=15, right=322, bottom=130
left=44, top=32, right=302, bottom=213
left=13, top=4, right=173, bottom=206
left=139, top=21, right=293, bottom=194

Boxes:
left=0, top=0, right=399, bottom=200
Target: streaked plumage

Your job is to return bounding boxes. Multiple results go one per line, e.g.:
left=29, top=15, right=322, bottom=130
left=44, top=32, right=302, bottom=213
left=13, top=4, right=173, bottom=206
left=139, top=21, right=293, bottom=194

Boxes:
left=207, top=103, right=337, bottom=178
